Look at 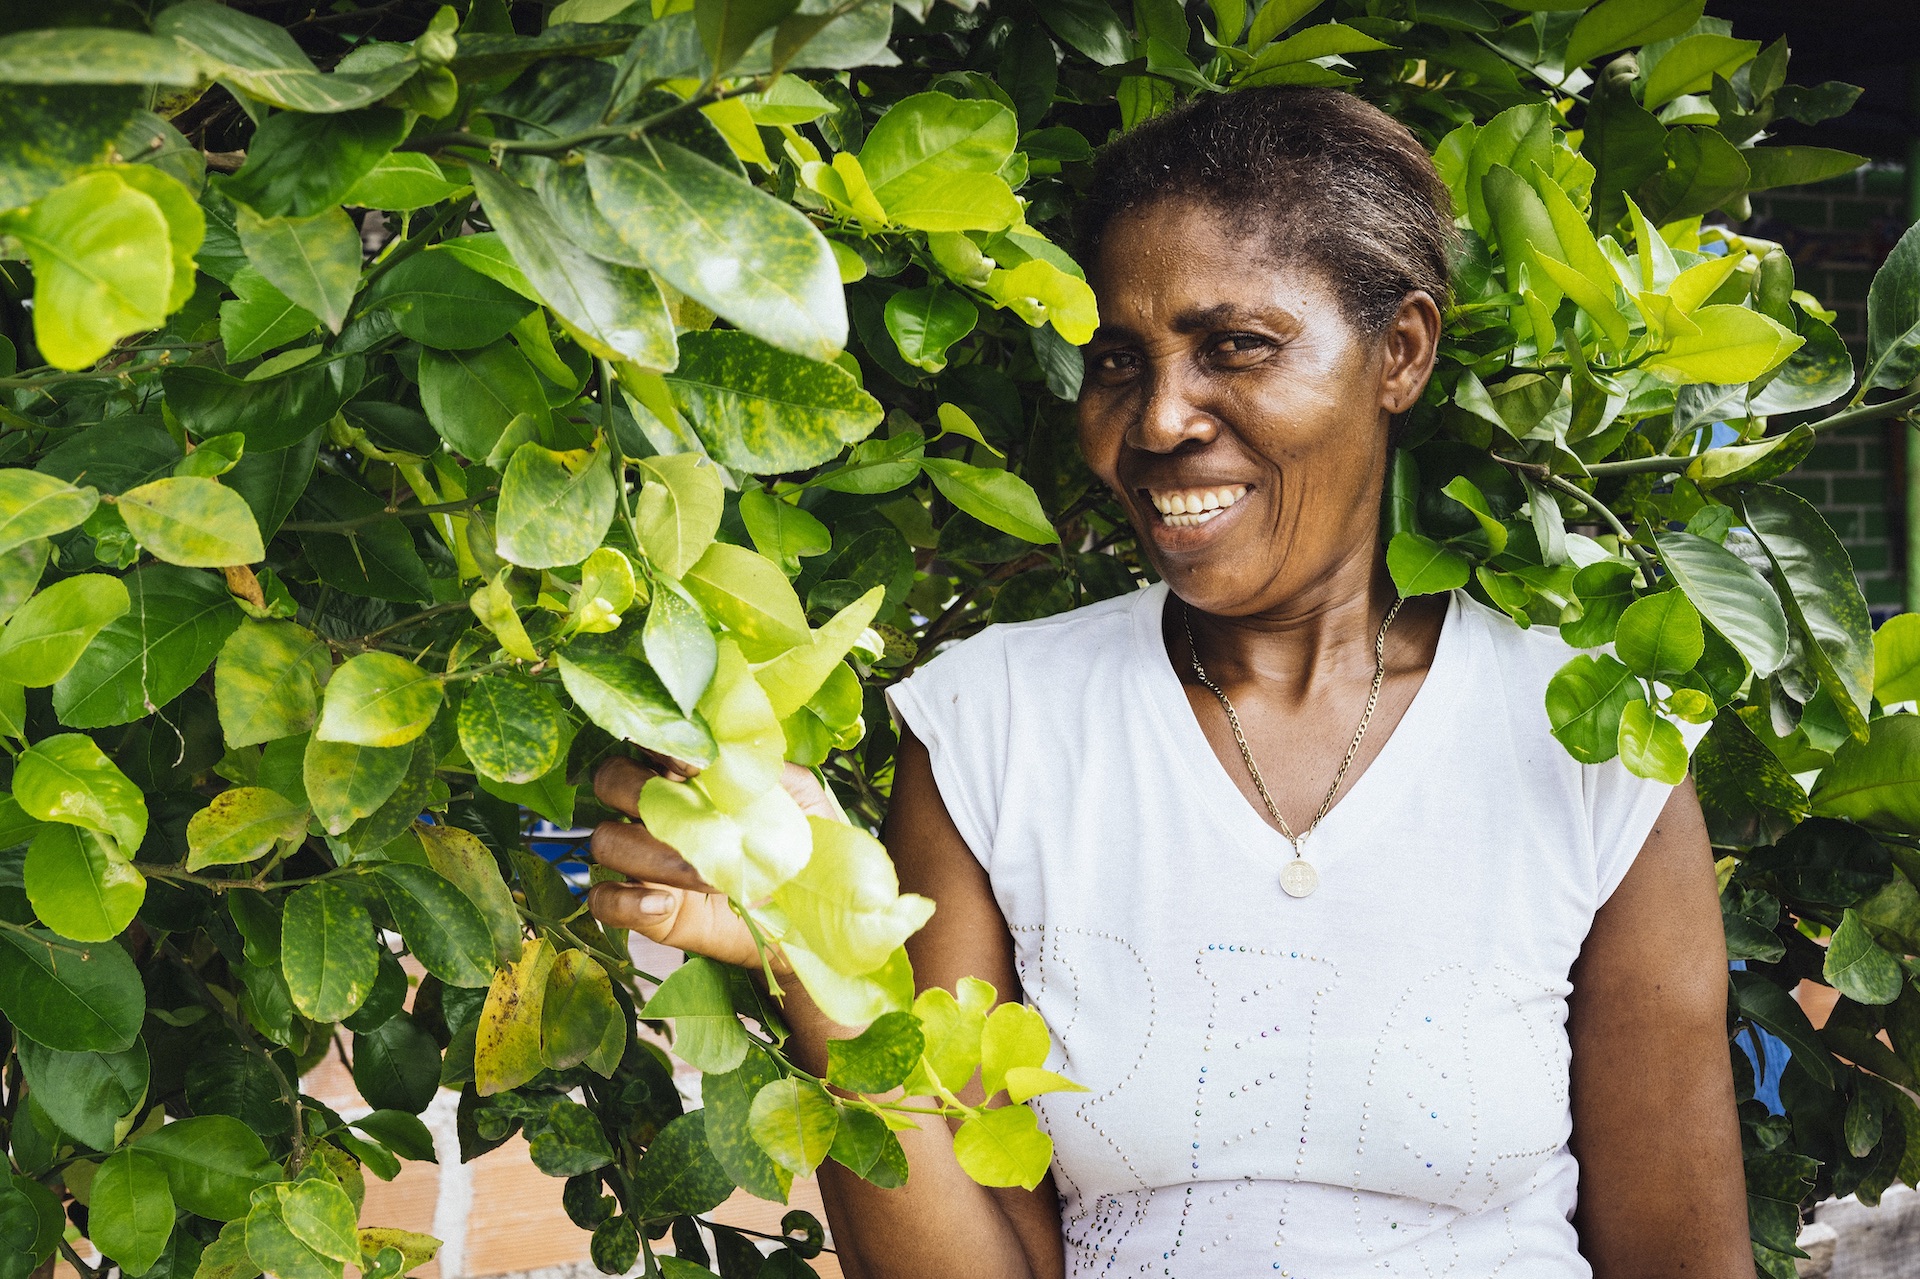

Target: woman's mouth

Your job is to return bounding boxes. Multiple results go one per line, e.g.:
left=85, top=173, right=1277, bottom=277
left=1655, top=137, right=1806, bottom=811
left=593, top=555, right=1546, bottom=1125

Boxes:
left=1145, top=484, right=1248, bottom=527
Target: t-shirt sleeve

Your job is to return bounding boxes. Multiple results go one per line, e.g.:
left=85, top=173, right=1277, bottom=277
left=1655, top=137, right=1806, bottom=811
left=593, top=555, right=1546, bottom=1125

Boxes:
left=884, top=628, right=1012, bottom=873
left=1585, top=716, right=1713, bottom=904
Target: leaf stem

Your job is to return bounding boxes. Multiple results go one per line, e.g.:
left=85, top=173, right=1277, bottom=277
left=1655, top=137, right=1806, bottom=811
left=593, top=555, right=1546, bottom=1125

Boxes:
left=1582, top=384, right=1920, bottom=478
left=1540, top=471, right=1659, bottom=588
left=281, top=490, right=495, bottom=533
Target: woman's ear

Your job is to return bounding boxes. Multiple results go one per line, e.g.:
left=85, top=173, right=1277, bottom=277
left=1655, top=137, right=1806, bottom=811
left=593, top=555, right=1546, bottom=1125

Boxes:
left=1378, top=290, right=1443, bottom=416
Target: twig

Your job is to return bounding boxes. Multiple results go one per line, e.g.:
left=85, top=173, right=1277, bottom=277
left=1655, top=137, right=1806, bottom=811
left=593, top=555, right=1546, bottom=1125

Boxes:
left=1583, top=384, right=1920, bottom=478
left=407, top=84, right=761, bottom=158
left=281, top=490, right=494, bottom=533
left=1538, top=471, right=1658, bottom=588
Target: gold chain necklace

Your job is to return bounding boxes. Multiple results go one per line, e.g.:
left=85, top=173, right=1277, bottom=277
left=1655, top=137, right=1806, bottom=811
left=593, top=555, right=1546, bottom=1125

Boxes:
left=1184, top=597, right=1404, bottom=898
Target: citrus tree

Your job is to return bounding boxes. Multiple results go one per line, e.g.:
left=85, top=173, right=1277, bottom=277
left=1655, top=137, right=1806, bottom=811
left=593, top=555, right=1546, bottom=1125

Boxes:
left=0, top=0, right=1916, bottom=1276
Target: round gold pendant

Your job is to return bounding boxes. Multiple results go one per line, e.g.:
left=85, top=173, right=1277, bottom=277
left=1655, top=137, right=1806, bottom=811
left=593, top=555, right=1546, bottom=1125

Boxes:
left=1279, top=858, right=1319, bottom=898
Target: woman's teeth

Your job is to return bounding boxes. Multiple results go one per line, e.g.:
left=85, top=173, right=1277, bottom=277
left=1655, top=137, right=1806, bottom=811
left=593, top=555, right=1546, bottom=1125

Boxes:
left=1148, top=485, right=1247, bottom=527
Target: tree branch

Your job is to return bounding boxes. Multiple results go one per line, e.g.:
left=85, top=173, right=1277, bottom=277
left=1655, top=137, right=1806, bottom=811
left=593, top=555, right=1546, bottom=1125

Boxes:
left=1582, top=383, right=1920, bottom=478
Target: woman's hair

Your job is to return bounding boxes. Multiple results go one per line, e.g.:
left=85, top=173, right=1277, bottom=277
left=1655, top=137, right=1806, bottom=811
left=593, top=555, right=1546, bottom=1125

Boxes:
left=1075, top=87, right=1457, bottom=333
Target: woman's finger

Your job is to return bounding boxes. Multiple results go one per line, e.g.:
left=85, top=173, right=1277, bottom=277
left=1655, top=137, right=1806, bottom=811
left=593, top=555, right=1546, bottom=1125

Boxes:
left=587, top=882, right=766, bottom=969
left=593, top=756, right=659, bottom=818
left=590, top=820, right=713, bottom=892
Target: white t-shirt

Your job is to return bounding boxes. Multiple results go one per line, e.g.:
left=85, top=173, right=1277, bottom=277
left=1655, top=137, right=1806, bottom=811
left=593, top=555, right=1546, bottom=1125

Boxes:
left=887, top=582, right=1697, bottom=1278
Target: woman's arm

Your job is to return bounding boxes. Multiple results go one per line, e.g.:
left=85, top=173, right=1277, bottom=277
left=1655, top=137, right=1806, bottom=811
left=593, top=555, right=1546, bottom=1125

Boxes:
left=586, top=731, right=1064, bottom=1279
left=1567, top=778, right=1749, bottom=1278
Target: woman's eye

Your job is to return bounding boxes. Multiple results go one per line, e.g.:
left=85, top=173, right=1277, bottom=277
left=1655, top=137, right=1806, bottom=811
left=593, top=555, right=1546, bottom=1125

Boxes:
left=1211, top=333, right=1269, bottom=357
left=1092, top=350, right=1139, bottom=374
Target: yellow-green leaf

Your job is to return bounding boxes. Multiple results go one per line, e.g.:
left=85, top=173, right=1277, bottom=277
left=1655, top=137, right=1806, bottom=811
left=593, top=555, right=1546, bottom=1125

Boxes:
left=117, top=477, right=265, bottom=567
left=314, top=651, right=443, bottom=748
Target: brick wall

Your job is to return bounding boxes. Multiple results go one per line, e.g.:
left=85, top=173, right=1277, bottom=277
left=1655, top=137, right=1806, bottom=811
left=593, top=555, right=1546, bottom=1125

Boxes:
left=1746, top=163, right=1912, bottom=617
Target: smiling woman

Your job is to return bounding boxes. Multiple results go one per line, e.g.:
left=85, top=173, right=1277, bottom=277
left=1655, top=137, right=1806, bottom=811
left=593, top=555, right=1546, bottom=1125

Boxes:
left=588, top=88, right=1749, bottom=1279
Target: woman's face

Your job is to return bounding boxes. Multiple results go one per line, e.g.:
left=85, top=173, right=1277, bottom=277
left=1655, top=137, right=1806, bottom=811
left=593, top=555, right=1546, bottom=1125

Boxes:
left=1078, top=198, right=1437, bottom=619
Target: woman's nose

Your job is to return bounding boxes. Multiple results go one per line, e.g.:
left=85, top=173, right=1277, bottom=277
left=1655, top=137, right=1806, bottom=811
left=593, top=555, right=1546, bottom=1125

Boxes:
left=1127, top=367, right=1218, bottom=454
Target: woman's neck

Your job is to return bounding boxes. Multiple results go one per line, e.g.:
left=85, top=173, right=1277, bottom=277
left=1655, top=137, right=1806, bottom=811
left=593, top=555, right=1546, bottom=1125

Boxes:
left=1173, top=550, right=1409, bottom=701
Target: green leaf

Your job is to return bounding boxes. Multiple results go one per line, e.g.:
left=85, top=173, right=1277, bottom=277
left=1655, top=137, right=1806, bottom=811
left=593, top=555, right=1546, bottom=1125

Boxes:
left=55, top=560, right=243, bottom=722
left=315, top=652, right=443, bottom=749
left=527, top=1099, right=615, bottom=1177
left=700, top=1048, right=792, bottom=1202
left=219, top=107, right=410, bottom=214
left=221, top=267, right=317, bottom=366
left=922, top=459, right=1056, bottom=545
left=1545, top=653, right=1642, bottom=764
left=1867, top=222, right=1920, bottom=391
left=685, top=542, right=812, bottom=661
left=858, top=92, right=1019, bottom=232
left=1617, top=699, right=1688, bottom=784
left=558, top=649, right=717, bottom=766
left=1811, top=714, right=1920, bottom=832
left=117, top=477, right=265, bottom=568
left=15, top=1037, right=147, bottom=1153
left=242, top=1189, right=334, bottom=1279
left=8, top=170, right=171, bottom=370
left=495, top=442, right=617, bottom=570
left=468, top=167, right=676, bottom=370
left=586, top=146, right=845, bottom=361
left=1825, top=909, right=1903, bottom=1006
left=634, top=454, right=725, bottom=581
left=235, top=206, right=360, bottom=334
left=0, top=472, right=97, bottom=555
left=365, top=251, right=535, bottom=351
left=351, top=1014, right=442, bottom=1114
left=1614, top=590, right=1703, bottom=681
left=747, top=1077, right=838, bottom=1177
left=1641, top=34, right=1759, bottom=110
left=666, top=331, right=881, bottom=473
left=13, top=733, right=147, bottom=850
left=157, top=3, right=416, bottom=114
left=24, top=824, right=144, bottom=943
left=629, top=1111, right=735, bottom=1221
left=278, top=1178, right=358, bottom=1265
left=541, top=948, right=621, bottom=1073
left=339, top=154, right=464, bottom=211
left=1564, top=0, right=1706, bottom=68
left=1751, top=314, right=1854, bottom=416
left=756, top=586, right=883, bottom=719
left=770, top=816, right=933, bottom=976
left=1653, top=530, right=1789, bottom=679
left=739, top=489, right=830, bottom=577
left=884, top=286, right=979, bottom=374
left=0, top=923, right=143, bottom=1051
left=1646, top=304, right=1799, bottom=384
left=282, top=882, right=379, bottom=1023
left=697, top=0, right=800, bottom=74
left=215, top=621, right=331, bottom=747
left=194, top=1218, right=261, bottom=1279
left=303, top=735, right=412, bottom=836
left=826, top=1011, right=924, bottom=1094
left=644, top=581, right=719, bottom=717
left=132, top=1117, right=279, bottom=1221
left=0, top=573, right=128, bottom=687
left=1874, top=614, right=1920, bottom=703
left=161, top=361, right=352, bottom=453
left=951, top=1104, right=1052, bottom=1190
left=980, top=1002, right=1051, bottom=1100
left=91, top=1149, right=174, bottom=1277
left=372, top=856, right=495, bottom=983
left=415, top=824, right=521, bottom=967
left=458, top=678, right=566, bottom=784
left=296, top=474, right=433, bottom=604
left=1037, top=0, right=1132, bottom=64
left=640, top=956, right=750, bottom=1074
left=418, top=340, right=550, bottom=461
left=0, top=28, right=206, bottom=86
left=350, top=1111, right=437, bottom=1163
left=1742, top=146, right=1867, bottom=193
left=1741, top=485, right=1875, bottom=738
left=827, top=1106, right=907, bottom=1188
left=1386, top=530, right=1472, bottom=595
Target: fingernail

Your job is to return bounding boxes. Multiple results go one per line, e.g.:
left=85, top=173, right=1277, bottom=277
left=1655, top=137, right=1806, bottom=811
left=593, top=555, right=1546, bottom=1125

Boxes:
left=638, top=891, right=672, bottom=916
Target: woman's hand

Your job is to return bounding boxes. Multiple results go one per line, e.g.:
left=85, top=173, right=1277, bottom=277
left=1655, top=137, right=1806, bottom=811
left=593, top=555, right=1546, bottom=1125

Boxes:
left=585, top=755, right=838, bottom=972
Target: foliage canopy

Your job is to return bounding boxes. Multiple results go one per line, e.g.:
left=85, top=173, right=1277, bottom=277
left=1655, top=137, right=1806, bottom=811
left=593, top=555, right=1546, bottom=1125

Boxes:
left=0, top=0, right=1918, bottom=1275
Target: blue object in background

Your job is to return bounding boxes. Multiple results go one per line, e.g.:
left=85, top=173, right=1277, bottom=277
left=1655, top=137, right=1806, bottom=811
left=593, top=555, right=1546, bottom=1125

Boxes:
left=1730, top=961, right=1788, bottom=1115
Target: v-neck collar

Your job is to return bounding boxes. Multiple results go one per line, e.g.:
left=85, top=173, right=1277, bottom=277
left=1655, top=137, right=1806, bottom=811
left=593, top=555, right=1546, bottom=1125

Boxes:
left=1128, top=580, right=1466, bottom=879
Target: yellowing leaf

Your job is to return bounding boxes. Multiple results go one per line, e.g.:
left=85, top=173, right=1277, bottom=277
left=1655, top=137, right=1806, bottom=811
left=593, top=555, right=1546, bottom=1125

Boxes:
left=755, top=585, right=884, bottom=719
left=1646, top=305, right=1802, bottom=384
left=8, top=170, right=171, bottom=370
left=1667, top=252, right=1744, bottom=315
left=117, top=477, right=265, bottom=567
left=767, top=817, right=934, bottom=976
left=314, top=651, right=444, bottom=748
left=982, top=259, right=1097, bottom=345
left=475, top=937, right=554, bottom=1096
